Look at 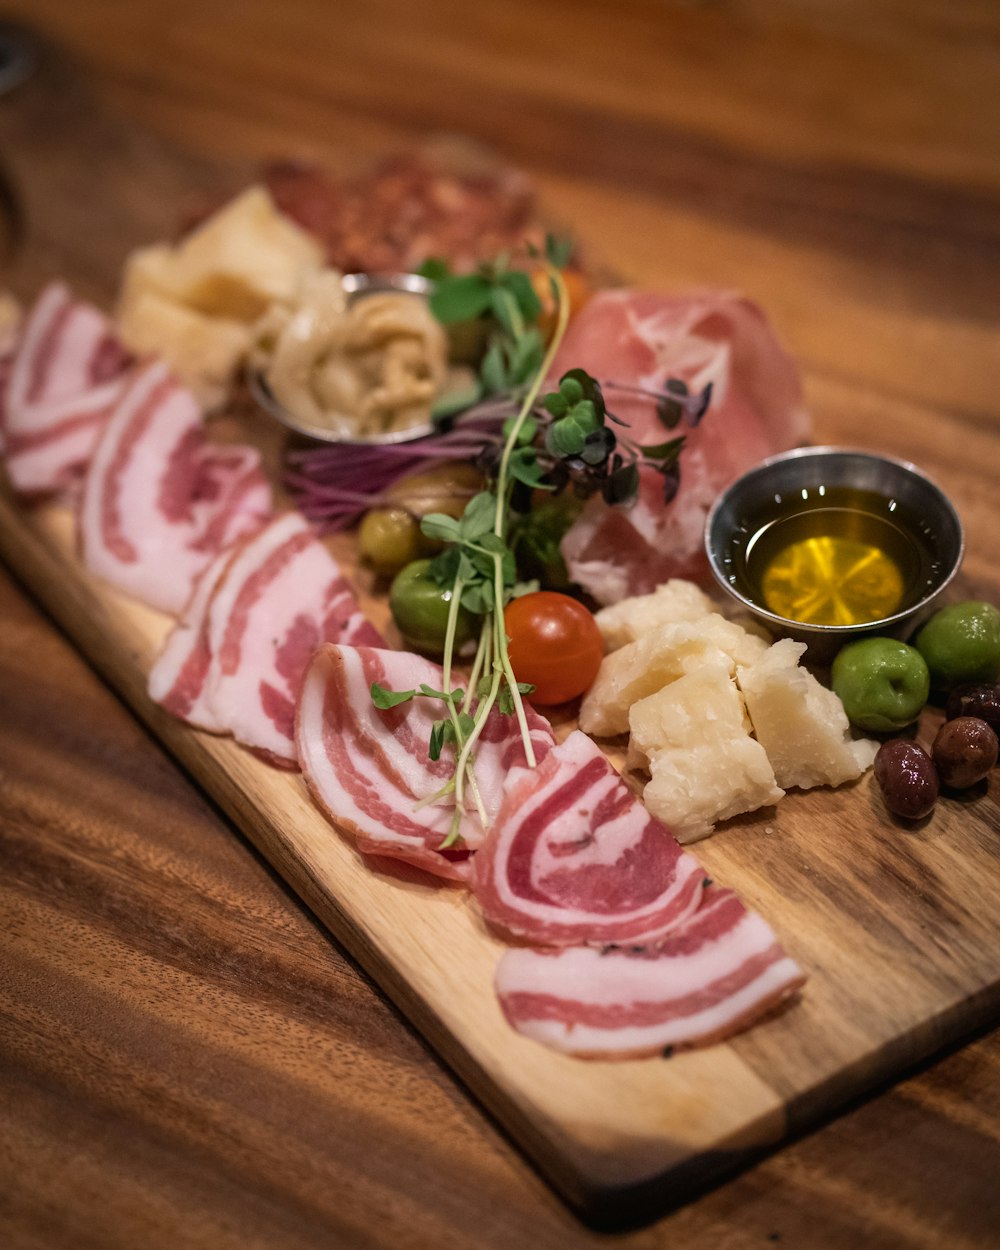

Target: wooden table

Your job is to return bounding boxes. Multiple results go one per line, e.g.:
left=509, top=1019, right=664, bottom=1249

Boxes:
left=2, top=3, right=1000, bottom=1245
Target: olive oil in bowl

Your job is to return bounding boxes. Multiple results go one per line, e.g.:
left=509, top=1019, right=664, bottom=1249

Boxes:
left=742, top=490, right=937, bottom=628
left=705, top=449, right=964, bottom=653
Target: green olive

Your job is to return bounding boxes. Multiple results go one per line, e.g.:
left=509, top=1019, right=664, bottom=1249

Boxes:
left=358, top=507, right=422, bottom=576
left=389, top=558, right=477, bottom=655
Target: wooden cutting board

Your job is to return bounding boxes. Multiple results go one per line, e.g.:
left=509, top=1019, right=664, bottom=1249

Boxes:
left=1, top=38, right=999, bottom=1225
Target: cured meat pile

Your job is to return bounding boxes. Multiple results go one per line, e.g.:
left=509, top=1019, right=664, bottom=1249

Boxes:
left=298, top=681, right=805, bottom=1055
left=262, top=154, right=543, bottom=275
left=0, top=282, right=376, bottom=766
left=2, top=278, right=806, bottom=1062
left=474, top=732, right=804, bottom=1057
left=551, top=290, right=811, bottom=604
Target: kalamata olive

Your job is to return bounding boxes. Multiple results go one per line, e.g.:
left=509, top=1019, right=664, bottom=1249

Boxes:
left=945, top=683, right=1000, bottom=736
left=931, top=716, right=998, bottom=789
left=874, top=740, right=939, bottom=820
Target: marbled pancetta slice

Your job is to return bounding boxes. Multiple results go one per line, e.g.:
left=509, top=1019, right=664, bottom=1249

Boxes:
left=296, top=644, right=555, bottom=882
left=473, top=730, right=704, bottom=946
left=1, top=283, right=133, bottom=495
left=79, top=359, right=271, bottom=613
left=147, top=544, right=240, bottom=732
left=495, top=887, right=805, bottom=1058
left=189, top=512, right=384, bottom=764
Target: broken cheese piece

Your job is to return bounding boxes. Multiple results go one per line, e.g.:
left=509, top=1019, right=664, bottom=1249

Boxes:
left=594, top=579, right=716, bottom=651
left=118, top=289, right=252, bottom=411
left=737, top=638, right=878, bottom=790
left=169, top=187, right=325, bottom=321
left=629, top=658, right=784, bottom=843
left=579, top=614, right=769, bottom=737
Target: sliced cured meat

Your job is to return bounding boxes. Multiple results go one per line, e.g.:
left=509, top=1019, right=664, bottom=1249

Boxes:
left=147, top=545, right=239, bottom=732
left=495, top=887, right=805, bottom=1058
left=296, top=644, right=555, bottom=881
left=1, top=283, right=133, bottom=495
left=190, top=512, right=384, bottom=763
left=473, top=730, right=704, bottom=946
left=79, top=359, right=271, bottom=613
left=3, top=283, right=129, bottom=419
left=4, top=385, right=127, bottom=495
left=298, top=645, right=467, bottom=880
left=550, top=289, right=810, bottom=603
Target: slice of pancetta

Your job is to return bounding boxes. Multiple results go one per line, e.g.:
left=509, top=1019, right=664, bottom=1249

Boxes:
left=495, top=886, right=805, bottom=1058
left=188, top=512, right=384, bottom=764
left=79, top=359, right=271, bottom=613
left=1, top=283, right=133, bottom=495
left=550, top=289, right=811, bottom=603
left=296, top=644, right=555, bottom=882
left=473, top=730, right=705, bottom=946
left=147, top=544, right=240, bottom=732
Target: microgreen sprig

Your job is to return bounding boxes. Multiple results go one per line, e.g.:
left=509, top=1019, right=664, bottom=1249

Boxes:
left=370, top=261, right=571, bottom=850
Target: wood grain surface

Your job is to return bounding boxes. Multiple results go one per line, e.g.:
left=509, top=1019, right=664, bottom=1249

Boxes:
left=2, top=3, right=1000, bottom=1246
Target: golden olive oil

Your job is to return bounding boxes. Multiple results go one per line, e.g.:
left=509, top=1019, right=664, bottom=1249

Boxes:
left=736, top=487, right=940, bottom=628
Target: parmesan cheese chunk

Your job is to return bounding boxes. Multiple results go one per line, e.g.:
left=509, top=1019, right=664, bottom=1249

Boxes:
left=117, top=290, right=252, bottom=410
left=579, top=614, right=769, bottom=737
left=629, top=659, right=784, bottom=843
left=737, top=638, right=878, bottom=790
left=594, top=579, right=716, bottom=651
left=170, top=187, right=324, bottom=321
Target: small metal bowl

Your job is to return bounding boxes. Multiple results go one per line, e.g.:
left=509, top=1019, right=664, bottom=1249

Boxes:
left=248, top=271, right=439, bottom=446
left=705, top=447, right=964, bottom=659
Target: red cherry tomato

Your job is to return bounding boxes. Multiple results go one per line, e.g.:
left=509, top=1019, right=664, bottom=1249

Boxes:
left=503, top=592, right=604, bottom=705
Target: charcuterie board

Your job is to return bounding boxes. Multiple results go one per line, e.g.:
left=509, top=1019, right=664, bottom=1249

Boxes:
left=2, top=41, right=999, bottom=1225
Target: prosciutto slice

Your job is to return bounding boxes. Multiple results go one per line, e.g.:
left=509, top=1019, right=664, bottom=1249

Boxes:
left=473, top=730, right=704, bottom=946
left=495, top=887, right=805, bottom=1058
left=79, top=359, right=271, bottom=613
left=296, top=644, right=555, bottom=881
left=551, top=289, right=810, bottom=603
left=151, top=512, right=383, bottom=763
left=1, top=283, right=133, bottom=495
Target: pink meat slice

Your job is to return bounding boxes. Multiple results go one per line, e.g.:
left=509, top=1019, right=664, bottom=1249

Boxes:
left=180, top=513, right=384, bottom=763
left=473, top=730, right=704, bottom=946
left=147, top=544, right=244, bottom=732
left=296, top=644, right=555, bottom=881
left=495, top=886, right=805, bottom=1058
left=79, top=359, right=271, bottom=613
left=550, top=289, right=811, bottom=603
left=1, top=283, right=133, bottom=495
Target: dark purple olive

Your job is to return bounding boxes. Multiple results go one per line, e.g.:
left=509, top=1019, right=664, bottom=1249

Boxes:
left=946, top=683, right=1000, bottom=736
left=874, top=740, right=939, bottom=820
left=932, top=716, right=998, bottom=789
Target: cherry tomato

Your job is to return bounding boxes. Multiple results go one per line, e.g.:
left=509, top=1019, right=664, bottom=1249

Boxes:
left=503, top=592, right=603, bottom=705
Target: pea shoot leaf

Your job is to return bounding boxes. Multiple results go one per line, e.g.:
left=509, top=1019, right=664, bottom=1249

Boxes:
left=371, top=683, right=415, bottom=709
left=429, top=274, right=494, bottom=324
left=459, top=491, right=497, bottom=540
left=420, top=512, right=462, bottom=543
left=498, top=679, right=537, bottom=715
